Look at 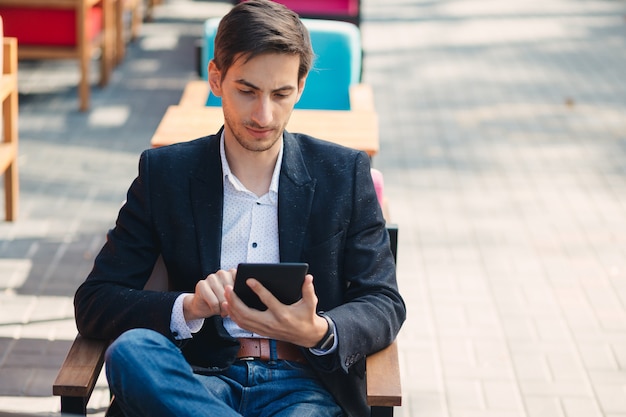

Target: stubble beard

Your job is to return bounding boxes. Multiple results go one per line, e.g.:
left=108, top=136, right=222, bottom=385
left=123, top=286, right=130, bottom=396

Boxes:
left=225, top=116, right=283, bottom=153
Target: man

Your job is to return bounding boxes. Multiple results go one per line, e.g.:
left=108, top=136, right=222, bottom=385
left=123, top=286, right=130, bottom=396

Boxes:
left=74, top=1, right=405, bottom=416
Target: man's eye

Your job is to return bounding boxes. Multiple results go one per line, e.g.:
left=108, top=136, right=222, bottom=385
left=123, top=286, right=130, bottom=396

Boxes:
left=240, top=90, right=253, bottom=95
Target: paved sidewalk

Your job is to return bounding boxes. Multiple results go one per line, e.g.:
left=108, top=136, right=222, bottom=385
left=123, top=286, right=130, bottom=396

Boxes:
left=1, top=0, right=626, bottom=416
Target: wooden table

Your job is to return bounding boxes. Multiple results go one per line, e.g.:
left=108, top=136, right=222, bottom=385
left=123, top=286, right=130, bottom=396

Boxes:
left=150, top=105, right=379, bottom=156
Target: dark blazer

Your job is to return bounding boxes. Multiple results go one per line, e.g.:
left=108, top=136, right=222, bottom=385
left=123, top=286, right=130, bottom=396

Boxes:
left=75, top=130, right=406, bottom=417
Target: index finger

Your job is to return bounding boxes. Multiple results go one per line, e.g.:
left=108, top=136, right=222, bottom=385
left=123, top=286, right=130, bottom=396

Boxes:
left=246, top=278, right=284, bottom=310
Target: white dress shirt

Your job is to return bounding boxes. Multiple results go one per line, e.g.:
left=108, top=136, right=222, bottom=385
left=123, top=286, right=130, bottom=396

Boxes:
left=169, top=133, right=336, bottom=353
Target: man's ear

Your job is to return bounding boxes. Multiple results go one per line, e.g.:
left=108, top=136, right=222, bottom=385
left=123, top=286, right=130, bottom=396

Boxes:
left=208, top=60, right=223, bottom=98
left=295, top=77, right=306, bottom=103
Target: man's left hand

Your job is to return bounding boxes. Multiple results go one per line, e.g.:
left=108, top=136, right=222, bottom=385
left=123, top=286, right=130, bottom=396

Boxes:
left=223, top=274, right=329, bottom=348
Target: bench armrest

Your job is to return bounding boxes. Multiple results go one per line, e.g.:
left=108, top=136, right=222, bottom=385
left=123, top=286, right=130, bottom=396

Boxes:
left=366, top=340, right=402, bottom=407
left=54, top=332, right=403, bottom=412
left=53, top=335, right=109, bottom=414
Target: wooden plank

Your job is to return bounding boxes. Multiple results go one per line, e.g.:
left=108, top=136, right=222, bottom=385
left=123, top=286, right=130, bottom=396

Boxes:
left=151, top=105, right=379, bottom=156
left=2, top=37, right=17, bottom=76
left=1, top=37, right=18, bottom=221
left=349, top=83, right=375, bottom=111
left=0, top=142, right=16, bottom=171
left=178, top=80, right=210, bottom=106
left=366, top=340, right=402, bottom=407
left=0, top=72, right=16, bottom=102
left=53, top=335, right=108, bottom=397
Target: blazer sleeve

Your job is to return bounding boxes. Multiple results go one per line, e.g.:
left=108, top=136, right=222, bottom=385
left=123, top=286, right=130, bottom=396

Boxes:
left=74, top=150, right=182, bottom=341
left=304, top=151, right=406, bottom=374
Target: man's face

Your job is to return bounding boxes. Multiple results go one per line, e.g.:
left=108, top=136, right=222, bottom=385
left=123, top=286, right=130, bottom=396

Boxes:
left=209, top=53, right=305, bottom=154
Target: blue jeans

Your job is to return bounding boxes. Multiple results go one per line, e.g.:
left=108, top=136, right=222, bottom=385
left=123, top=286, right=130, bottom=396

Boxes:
left=105, top=328, right=344, bottom=417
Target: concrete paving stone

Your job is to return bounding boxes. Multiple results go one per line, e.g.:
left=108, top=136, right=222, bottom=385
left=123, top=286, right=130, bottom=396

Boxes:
left=546, top=352, right=588, bottom=381
left=0, top=396, right=62, bottom=415
left=449, top=411, right=524, bottom=417
left=482, top=380, right=523, bottom=410
left=0, top=259, right=32, bottom=291
left=0, top=326, right=20, bottom=340
left=10, top=317, right=76, bottom=341
left=611, top=345, right=626, bottom=370
left=588, top=370, right=626, bottom=385
left=519, top=380, right=594, bottom=397
left=445, top=379, right=486, bottom=410
left=512, top=353, right=552, bottom=382
left=25, top=298, right=73, bottom=324
left=403, top=349, right=442, bottom=392
left=578, top=344, right=620, bottom=371
left=533, top=319, right=573, bottom=342
left=500, top=317, right=539, bottom=342
left=403, top=391, right=447, bottom=417
left=561, top=397, right=604, bottom=417
left=525, top=396, right=565, bottom=417
left=2, top=348, right=62, bottom=370
left=23, top=369, right=63, bottom=397
left=595, top=384, right=626, bottom=414
left=0, top=368, right=33, bottom=396
left=0, top=295, right=36, bottom=324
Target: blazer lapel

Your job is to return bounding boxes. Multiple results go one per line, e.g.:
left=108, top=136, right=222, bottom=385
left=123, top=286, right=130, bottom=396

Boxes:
left=190, top=135, right=224, bottom=276
left=278, top=132, right=316, bottom=262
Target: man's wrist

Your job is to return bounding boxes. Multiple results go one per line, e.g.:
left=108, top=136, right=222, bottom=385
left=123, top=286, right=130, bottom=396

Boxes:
left=313, top=314, right=335, bottom=350
left=172, top=293, right=203, bottom=340
left=182, top=293, right=199, bottom=321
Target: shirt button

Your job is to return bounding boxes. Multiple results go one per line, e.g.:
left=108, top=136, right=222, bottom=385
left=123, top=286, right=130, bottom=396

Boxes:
left=252, top=242, right=258, bottom=248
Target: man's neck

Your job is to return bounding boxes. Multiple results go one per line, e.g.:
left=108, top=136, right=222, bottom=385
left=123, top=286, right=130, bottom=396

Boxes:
left=225, top=142, right=280, bottom=197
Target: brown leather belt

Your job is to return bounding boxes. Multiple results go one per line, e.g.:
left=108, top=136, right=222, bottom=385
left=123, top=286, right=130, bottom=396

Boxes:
left=236, top=338, right=307, bottom=364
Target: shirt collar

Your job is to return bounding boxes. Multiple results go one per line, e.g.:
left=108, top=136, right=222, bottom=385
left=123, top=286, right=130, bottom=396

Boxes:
left=219, top=131, right=283, bottom=201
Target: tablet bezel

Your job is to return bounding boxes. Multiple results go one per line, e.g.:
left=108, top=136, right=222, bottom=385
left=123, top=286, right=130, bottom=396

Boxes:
left=233, top=262, right=309, bottom=311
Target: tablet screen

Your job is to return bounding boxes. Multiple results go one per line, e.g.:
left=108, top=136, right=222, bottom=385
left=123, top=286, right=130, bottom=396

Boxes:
left=234, top=263, right=309, bottom=311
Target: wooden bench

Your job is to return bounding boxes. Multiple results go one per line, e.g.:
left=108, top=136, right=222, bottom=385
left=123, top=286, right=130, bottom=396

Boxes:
left=0, top=35, right=18, bottom=221
left=54, top=335, right=401, bottom=416
left=53, top=63, right=401, bottom=414
left=0, top=0, right=115, bottom=111
left=53, top=227, right=402, bottom=416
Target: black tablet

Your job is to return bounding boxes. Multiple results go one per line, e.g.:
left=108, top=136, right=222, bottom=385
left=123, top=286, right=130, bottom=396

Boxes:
left=234, top=263, right=309, bottom=311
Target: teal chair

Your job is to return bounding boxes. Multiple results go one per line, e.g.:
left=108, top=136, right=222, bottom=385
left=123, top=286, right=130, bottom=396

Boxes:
left=200, top=17, right=363, bottom=110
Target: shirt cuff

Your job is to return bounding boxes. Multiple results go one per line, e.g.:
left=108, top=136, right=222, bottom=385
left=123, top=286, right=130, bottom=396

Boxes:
left=308, top=316, right=338, bottom=356
left=170, top=293, right=204, bottom=340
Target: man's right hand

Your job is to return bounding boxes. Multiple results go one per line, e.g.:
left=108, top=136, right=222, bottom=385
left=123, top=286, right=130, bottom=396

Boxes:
left=183, top=269, right=236, bottom=321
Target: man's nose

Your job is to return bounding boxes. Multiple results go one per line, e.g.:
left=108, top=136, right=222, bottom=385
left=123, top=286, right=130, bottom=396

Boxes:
left=250, top=96, right=273, bottom=127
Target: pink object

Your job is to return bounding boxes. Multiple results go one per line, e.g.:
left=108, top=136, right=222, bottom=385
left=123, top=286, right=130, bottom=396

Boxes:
left=272, top=0, right=359, bottom=15
left=0, top=6, right=103, bottom=46
left=370, top=168, right=385, bottom=207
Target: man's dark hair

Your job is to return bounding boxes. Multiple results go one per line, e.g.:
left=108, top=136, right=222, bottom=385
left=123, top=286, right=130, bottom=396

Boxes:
left=214, top=0, right=313, bottom=81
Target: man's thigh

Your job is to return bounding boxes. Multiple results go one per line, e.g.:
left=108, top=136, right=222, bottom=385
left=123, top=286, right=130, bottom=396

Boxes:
left=199, top=360, right=344, bottom=417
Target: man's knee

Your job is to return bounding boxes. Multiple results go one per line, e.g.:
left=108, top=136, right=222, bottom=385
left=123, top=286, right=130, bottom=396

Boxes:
left=106, top=328, right=171, bottom=368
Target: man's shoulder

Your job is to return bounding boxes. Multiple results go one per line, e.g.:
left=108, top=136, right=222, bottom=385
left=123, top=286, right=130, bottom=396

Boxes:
left=287, top=131, right=362, bottom=159
left=146, top=135, right=217, bottom=161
